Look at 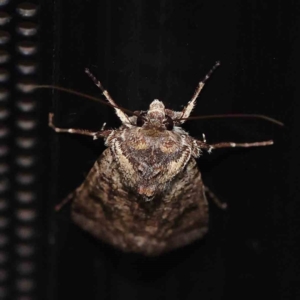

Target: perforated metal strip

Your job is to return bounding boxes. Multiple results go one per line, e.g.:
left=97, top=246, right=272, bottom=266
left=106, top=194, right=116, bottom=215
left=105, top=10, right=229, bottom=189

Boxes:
left=13, top=2, right=40, bottom=299
left=0, top=1, right=12, bottom=298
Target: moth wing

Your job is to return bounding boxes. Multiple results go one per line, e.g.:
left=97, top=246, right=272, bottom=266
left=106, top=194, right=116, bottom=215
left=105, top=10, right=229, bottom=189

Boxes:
left=71, top=148, right=133, bottom=249
left=71, top=149, right=209, bottom=255
left=161, top=158, right=209, bottom=253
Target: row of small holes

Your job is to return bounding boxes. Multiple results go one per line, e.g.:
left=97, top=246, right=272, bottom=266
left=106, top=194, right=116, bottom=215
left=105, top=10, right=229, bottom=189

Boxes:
left=0, top=0, right=11, bottom=298
left=14, top=2, right=39, bottom=299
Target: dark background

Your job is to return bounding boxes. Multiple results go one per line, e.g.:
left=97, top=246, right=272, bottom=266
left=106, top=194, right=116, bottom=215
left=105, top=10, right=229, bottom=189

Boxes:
left=2, top=0, right=300, bottom=299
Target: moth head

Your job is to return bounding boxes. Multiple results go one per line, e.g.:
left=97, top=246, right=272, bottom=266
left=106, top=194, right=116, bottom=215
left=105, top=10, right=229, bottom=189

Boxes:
left=135, top=99, right=174, bottom=130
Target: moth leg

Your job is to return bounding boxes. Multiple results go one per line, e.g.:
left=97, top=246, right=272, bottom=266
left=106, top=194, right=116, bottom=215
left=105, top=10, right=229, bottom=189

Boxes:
left=195, top=140, right=214, bottom=152
left=210, top=140, right=273, bottom=149
left=49, top=113, right=98, bottom=137
left=49, top=113, right=112, bottom=139
left=204, top=186, right=227, bottom=210
left=196, top=138, right=273, bottom=151
left=85, top=68, right=130, bottom=124
left=85, top=68, right=117, bottom=106
left=55, top=180, right=88, bottom=211
left=181, top=61, right=220, bottom=120
left=55, top=190, right=76, bottom=211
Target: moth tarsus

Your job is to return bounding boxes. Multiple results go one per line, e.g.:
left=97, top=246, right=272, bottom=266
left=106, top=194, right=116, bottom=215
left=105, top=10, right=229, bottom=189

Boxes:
left=50, top=62, right=274, bottom=256
left=49, top=113, right=111, bottom=139
left=204, top=186, right=227, bottom=210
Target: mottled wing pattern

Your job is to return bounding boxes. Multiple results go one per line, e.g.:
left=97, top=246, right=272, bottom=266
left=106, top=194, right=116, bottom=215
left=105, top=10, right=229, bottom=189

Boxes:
left=71, top=148, right=208, bottom=256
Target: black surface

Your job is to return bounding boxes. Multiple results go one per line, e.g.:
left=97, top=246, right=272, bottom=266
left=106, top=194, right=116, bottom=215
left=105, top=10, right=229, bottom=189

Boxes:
left=29, top=0, right=300, bottom=299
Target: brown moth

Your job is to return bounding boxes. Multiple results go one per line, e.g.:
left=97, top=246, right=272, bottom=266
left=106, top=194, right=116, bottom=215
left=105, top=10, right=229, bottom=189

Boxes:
left=49, top=62, right=274, bottom=256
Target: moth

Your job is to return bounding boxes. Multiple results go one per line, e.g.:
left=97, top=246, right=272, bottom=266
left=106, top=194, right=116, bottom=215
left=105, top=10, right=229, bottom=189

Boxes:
left=48, top=62, right=275, bottom=256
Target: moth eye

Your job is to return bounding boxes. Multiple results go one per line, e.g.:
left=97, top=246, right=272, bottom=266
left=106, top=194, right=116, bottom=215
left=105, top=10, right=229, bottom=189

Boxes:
left=136, top=113, right=146, bottom=127
left=164, top=115, right=174, bottom=130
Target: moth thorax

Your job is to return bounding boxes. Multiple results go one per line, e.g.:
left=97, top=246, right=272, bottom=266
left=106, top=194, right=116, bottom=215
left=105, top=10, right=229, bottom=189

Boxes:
left=137, top=185, right=156, bottom=199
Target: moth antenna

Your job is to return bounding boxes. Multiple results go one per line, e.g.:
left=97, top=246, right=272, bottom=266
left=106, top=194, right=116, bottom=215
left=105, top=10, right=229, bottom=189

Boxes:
left=85, top=68, right=132, bottom=125
left=18, top=84, right=135, bottom=116
left=183, top=113, right=284, bottom=127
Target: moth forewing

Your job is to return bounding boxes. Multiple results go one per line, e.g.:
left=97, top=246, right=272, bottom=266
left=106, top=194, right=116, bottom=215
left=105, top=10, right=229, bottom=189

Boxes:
left=71, top=149, right=209, bottom=255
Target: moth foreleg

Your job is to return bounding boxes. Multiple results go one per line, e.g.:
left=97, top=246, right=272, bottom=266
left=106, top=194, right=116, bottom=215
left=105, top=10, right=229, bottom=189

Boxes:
left=181, top=61, right=221, bottom=120
left=85, top=68, right=130, bottom=125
